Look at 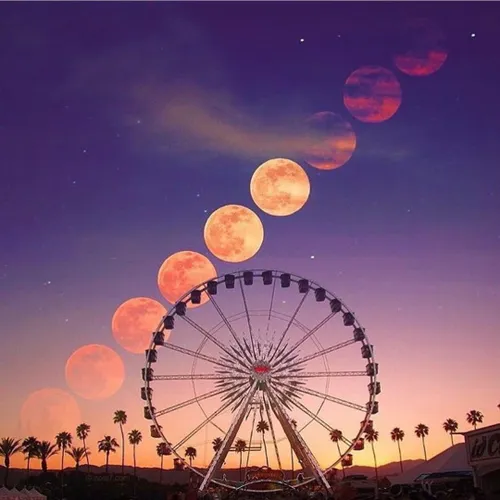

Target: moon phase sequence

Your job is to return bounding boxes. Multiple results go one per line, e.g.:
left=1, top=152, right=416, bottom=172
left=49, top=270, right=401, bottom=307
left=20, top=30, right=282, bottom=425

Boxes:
left=393, top=18, right=448, bottom=77
left=250, top=158, right=310, bottom=216
left=204, top=205, right=264, bottom=263
left=304, top=112, right=357, bottom=170
left=112, top=297, right=167, bottom=353
left=20, top=388, right=81, bottom=441
left=343, top=66, right=402, bottom=123
left=157, top=250, right=217, bottom=307
left=65, top=344, right=125, bottom=400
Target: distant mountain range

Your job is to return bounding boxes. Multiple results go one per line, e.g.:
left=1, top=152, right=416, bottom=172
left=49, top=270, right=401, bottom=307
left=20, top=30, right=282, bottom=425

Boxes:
left=1, top=459, right=424, bottom=486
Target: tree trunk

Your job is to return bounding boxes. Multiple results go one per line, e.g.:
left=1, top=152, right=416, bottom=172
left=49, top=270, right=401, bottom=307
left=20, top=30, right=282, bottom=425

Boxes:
left=27, top=456, right=31, bottom=477
left=83, top=437, right=90, bottom=472
left=371, top=442, right=379, bottom=499
left=76, top=461, right=79, bottom=471
left=4, top=457, right=10, bottom=487
left=262, top=432, right=269, bottom=467
left=160, top=455, right=164, bottom=484
left=120, top=423, right=125, bottom=474
left=336, top=442, right=345, bottom=478
left=133, top=445, right=137, bottom=476
left=397, top=441, right=403, bottom=472
left=106, top=452, right=109, bottom=473
left=42, top=459, right=48, bottom=473
left=239, top=453, right=242, bottom=481
left=450, top=433, right=454, bottom=446
left=61, top=448, right=65, bottom=472
left=422, top=437, right=427, bottom=461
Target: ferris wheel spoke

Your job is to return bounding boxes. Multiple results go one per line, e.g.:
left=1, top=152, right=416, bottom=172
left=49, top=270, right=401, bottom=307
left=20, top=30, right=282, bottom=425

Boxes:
left=155, top=387, right=231, bottom=417
left=265, top=277, right=277, bottom=337
left=274, top=311, right=337, bottom=366
left=161, top=340, right=233, bottom=370
left=208, top=294, right=254, bottom=365
left=152, top=373, right=247, bottom=381
left=245, top=406, right=258, bottom=472
left=269, top=290, right=309, bottom=363
left=275, top=370, right=366, bottom=379
left=181, top=315, right=251, bottom=370
left=274, top=338, right=356, bottom=374
left=276, top=379, right=366, bottom=412
left=199, top=381, right=259, bottom=492
left=263, top=392, right=283, bottom=470
left=239, top=279, right=257, bottom=359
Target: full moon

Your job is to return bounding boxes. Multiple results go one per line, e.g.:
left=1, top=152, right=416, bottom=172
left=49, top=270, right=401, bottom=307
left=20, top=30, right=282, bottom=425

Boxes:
left=204, top=205, right=264, bottom=263
left=112, top=297, right=167, bottom=354
left=250, top=158, right=310, bottom=216
left=304, top=112, right=357, bottom=170
left=20, top=388, right=81, bottom=441
left=157, top=250, right=217, bottom=307
left=65, top=344, right=125, bottom=400
left=343, top=66, right=402, bottom=123
left=393, top=18, right=448, bottom=76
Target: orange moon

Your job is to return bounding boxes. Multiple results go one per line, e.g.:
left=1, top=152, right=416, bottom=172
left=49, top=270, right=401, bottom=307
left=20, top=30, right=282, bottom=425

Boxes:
left=343, top=66, right=402, bottom=123
left=393, top=19, right=448, bottom=77
left=112, top=297, right=167, bottom=353
left=20, top=388, right=81, bottom=440
left=204, top=205, right=264, bottom=263
left=157, top=250, right=217, bottom=307
left=304, top=112, right=357, bottom=170
left=65, top=344, right=125, bottom=400
left=250, top=158, right=310, bottom=216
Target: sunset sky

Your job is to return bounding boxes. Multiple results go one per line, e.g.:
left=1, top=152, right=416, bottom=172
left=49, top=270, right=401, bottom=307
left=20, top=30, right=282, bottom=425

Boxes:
left=1, top=1, right=499, bottom=476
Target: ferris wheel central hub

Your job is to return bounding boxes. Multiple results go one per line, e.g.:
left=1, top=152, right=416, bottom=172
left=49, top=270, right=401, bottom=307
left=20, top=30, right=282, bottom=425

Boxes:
left=251, top=361, right=271, bottom=380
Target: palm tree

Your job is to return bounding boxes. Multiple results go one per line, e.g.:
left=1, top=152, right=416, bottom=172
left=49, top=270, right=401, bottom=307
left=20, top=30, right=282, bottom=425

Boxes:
left=364, top=428, right=379, bottom=485
left=36, top=441, right=59, bottom=473
left=185, top=446, right=197, bottom=467
left=128, top=430, right=142, bottom=476
left=443, top=419, right=458, bottom=446
left=329, top=429, right=345, bottom=478
left=98, top=436, right=119, bottom=473
left=466, top=410, right=484, bottom=430
left=55, top=431, right=72, bottom=473
left=76, top=423, right=91, bottom=472
left=414, top=424, right=429, bottom=461
left=390, top=428, right=405, bottom=473
left=22, top=437, right=40, bottom=476
left=290, top=419, right=297, bottom=480
left=113, top=410, right=127, bottom=474
left=157, top=442, right=172, bottom=484
left=67, top=447, right=90, bottom=471
left=234, top=439, right=247, bottom=481
left=0, top=437, right=22, bottom=486
left=256, top=420, right=269, bottom=467
left=212, top=437, right=223, bottom=453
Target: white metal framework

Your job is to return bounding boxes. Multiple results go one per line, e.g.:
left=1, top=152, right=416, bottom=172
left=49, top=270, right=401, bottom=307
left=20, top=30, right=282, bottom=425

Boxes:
left=142, top=270, right=380, bottom=494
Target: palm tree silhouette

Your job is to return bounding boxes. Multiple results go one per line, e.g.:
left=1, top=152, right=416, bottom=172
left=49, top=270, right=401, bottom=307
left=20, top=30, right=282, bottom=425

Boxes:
left=55, top=431, right=72, bottom=473
left=128, top=429, right=143, bottom=476
left=466, top=410, right=484, bottom=430
left=185, top=446, right=197, bottom=467
left=67, top=447, right=90, bottom=471
left=256, top=420, right=269, bottom=467
left=329, top=429, right=345, bottom=478
left=290, top=419, right=297, bottom=480
left=157, top=442, right=172, bottom=483
left=37, top=441, right=59, bottom=473
left=443, top=419, right=458, bottom=446
left=212, top=437, right=223, bottom=453
left=364, top=427, right=379, bottom=485
left=234, top=439, right=247, bottom=481
left=76, top=423, right=91, bottom=472
left=390, top=428, right=405, bottom=473
left=22, top=437, right=40, bottom=477
left=0, top=437, right=22, bottom=486
left=98, top=436, right=119, bottom=473
left=113, top=410, right=127, bottom=474
left=414, top=424, right=429, bottom=461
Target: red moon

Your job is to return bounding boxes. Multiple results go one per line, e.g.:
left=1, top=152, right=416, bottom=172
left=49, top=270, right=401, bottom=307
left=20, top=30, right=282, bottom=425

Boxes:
left=343, top=66, right=402, bottom=123
left=65, top=344, right=125, bottom=400
left=393, top=19, right=448, bottom=77
left=157, top=250, right=217, bottom=307
left=112, top=297, right=167, bottom=354
left=304, top=112, right=357, bottom=170
left=20, top=388, right=81, bottom=440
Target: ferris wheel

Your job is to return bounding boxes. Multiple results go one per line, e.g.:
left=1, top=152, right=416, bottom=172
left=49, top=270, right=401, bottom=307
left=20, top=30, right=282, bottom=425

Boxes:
left=141, top=270, right=380, bottom=494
